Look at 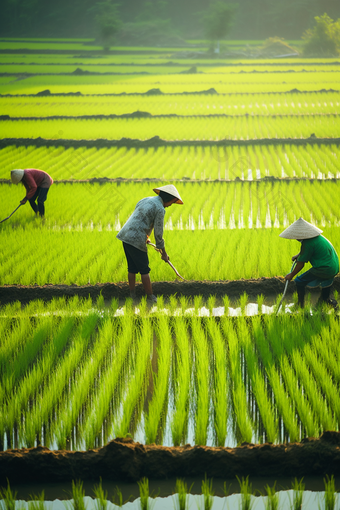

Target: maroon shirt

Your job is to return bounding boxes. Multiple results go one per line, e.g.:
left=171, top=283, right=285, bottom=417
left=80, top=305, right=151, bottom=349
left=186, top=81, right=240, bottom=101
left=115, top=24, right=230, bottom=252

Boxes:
left=22, top=169, right=53, bottom=200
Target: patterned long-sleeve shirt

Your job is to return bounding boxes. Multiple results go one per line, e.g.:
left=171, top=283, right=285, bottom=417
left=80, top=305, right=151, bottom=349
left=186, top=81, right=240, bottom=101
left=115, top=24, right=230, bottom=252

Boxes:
left=116, top=195, right=165, bottom=253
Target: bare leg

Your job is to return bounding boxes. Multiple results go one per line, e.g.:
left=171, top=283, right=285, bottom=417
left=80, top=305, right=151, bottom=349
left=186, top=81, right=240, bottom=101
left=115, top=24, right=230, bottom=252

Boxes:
left=141, top=274, right=153, bottom=296
left=128, top=273, right=136, bottom=293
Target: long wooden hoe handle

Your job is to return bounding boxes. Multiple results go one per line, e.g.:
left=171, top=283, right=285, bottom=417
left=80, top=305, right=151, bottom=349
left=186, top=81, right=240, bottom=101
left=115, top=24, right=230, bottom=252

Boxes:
left=0, top=203, right=22, bottom=224
left=146, top=240, right=185, bottom=280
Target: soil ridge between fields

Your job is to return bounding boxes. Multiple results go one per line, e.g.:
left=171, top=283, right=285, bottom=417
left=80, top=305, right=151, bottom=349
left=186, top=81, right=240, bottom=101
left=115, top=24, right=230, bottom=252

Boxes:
left=1, top=135, right=340, bottom=150
left=1, top=277, right=340, bottom=304
left=2, top=432, right=340, bottom=484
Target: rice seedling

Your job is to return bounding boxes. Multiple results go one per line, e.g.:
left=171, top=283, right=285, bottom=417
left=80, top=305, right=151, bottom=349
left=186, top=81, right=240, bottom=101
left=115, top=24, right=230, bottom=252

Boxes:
left=144, top=316, right=171, bottom=444
left=173, top=479, right=191, bottom=510
left=264, top=483, right=279, bottom=510
left=237, top=476, right=255, bottom=510
left=288, top=478, right=305, bottom=510
left=207, top=295, right=216, bottom=316
left=0, top=480, right=17, bottom=510
left=200, top=475, right=214, bottom=510
left=28, top=492, right=47, bottom=510
left=319, top=475, right=337, bottom=510
left=257, top=294, right=265, bottom=314
left=191, top=318, right=210, bottom=445
left=93, top=479, right=108, bottom=510
left=239, top=293, right=248, bottom=316
left=137, top=478, right=155, bottom=510
left=64, top=480, right=87, bottom=510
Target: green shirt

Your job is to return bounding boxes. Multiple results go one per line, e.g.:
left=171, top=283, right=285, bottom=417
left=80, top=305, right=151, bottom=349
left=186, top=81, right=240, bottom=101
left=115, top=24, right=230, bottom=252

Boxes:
left=298, top=235, right=339, bottom=278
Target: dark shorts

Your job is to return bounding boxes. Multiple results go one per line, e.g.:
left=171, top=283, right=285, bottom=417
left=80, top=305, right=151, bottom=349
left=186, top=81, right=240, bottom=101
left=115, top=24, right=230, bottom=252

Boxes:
left=123, top=242, right=150, bottom=275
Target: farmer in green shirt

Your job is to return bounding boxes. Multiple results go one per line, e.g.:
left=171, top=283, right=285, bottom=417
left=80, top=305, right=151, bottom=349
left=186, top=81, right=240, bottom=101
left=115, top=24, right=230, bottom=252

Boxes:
left=280, top=217, right=339, bottom=309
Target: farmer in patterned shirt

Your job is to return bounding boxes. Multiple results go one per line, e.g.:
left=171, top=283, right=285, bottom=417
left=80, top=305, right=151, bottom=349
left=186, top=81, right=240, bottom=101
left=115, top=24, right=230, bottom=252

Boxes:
left=117, top=184, right=183, bottom=303
left=280, top=217, right=339, bottom=309
left=11, top=169, right=53, bottom=219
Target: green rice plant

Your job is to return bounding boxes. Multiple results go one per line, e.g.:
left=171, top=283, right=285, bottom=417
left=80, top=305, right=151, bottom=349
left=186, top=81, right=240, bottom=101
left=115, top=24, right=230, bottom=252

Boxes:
left=93, top=479, right=108, bottom=510
left=237, top=476, right=255, bottom=510
left=112, top=487, right=123, bottom=508
left=207, top=295, right=216, bottom=316
left=257, top=294, right=265, bottom=314
left=221, top=318, right=253, bottom=443
left=144, top=316, right=171, bottom=444
left=207, top=319, right=228, bottom=446
left=28, top=491, right=47, bottom=510
left=191, top=318, right=210, bottom=445
left=239, top=319, right=278, bottom=442
left=194, top=295, right=203, bottom=315
left=0, top=480, right=17, bottom=510
left=288, top=478, right=305, bottom=510
left=169, top=295, right=178, bottom=315
left=114, top=319, right=152, bottom=438
left=171, top=318, right=191, bottom=446
left=137, top=478, right=155, bottom=510
left=239, top=293, right=248, bottom=316
left=223, top=295, right=230, bottom=316
left=111, top=298, right=119, bottom=315
left=65, top=480, right=87, bottom=510
left=201, top=476, right=214, bottom=510
left=264, top=483, right=279, bottom=510
left=173, top=479, right=192, bottom=510
left=82, top=315, right=133, bottom=448
left=319, top=475, right=337, bottom=510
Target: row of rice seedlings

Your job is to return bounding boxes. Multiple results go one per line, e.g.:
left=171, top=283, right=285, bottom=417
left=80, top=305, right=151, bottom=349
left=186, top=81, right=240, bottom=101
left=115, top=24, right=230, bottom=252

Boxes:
left=52, top=316, right=122, bottom=449
left=239, top=318, right=278, bottom=443
left=81, top=315, right=134, bottom=449
left=266, top=315, right=319, bottom=437
left=0, top=316, right=76, bottom=442
left=191, top=319, right=210, bottom=445
left=2, top=91, right=339, bottom=118
left=221, top=318, right=253, bottom=443
left=113, top=319, right=152, bottom=438
left=3, top=475, right=340, bottom=510
left=252, top=317, right=299, bottom=442
left=4, top=71, right=339, bottom=95
left=0, top=317, right=53, bottom=405
left=1, top=113, right=339, bottom=142
left=0, top=313, right=34, bottom=377
left=291, top=322, right=340, bottom=429
left=144, top=316, right=172, bottom=444
left=1, top=225, right=340, bottom=284
left=4, top=179, right=340, bottom=233
left=170, top=318, right=192, bottom=446
left=17, top=313, right=99, bottom=448
left=206, top=318, right=228, bottom=446
left=2, top=142, right=340, bottom=182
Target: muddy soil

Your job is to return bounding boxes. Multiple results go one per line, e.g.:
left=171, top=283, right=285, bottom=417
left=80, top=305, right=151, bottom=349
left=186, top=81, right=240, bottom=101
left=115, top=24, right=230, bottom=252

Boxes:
left=2, top=432, right=340, bottom=488
left=1, top=277, right=340, bottom=305
left=0, top=278, right=294, bottom=305
left=1, top=136, right=339, bottom=151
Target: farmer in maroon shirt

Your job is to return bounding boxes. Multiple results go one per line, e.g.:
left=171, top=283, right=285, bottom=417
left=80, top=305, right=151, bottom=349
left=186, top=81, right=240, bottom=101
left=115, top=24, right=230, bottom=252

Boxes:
left=11, top=169, right=53, bottom=218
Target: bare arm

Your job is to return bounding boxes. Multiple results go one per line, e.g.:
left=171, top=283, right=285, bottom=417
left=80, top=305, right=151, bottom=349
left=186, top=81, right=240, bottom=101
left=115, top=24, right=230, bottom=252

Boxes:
left=285, top=261, right=304, bottom=281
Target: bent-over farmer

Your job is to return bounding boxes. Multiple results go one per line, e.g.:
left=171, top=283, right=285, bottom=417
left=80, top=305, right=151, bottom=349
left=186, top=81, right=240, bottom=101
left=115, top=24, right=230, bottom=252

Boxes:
left=280, top=217, right=339, bottom=309
left=117, top=184, right=183, bottom=303
left=11, top=168, right=53, bottom=218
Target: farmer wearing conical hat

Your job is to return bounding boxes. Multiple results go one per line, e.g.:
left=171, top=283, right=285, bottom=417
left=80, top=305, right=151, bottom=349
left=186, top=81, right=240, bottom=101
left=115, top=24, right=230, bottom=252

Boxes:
left=117, top=185, right=183, bottom=303
left=280, top=218, right=339, bottom=309
left=11, top=169, right=53, bottom=219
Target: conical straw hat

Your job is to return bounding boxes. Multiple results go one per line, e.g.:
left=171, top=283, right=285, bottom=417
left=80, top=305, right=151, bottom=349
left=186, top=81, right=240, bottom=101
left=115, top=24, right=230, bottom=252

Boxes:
left=153, top=184, right=183, bottom=204
left=11, top=169, right=24, bottom=184
left=279, top=217, right=322, bottom=239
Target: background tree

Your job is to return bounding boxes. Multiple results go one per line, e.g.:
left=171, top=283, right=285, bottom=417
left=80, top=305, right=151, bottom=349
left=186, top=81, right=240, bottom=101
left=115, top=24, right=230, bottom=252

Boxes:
left=203, top=1, right=236, bottom=53
left=89, top=0, right=122, bottom=51
left=303, top=13, right=340, bottom=56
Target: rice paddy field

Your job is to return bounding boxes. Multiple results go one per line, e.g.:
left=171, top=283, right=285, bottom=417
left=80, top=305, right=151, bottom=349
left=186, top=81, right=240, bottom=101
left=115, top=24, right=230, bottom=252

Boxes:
left=1, top=37, right=340, bottom=504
